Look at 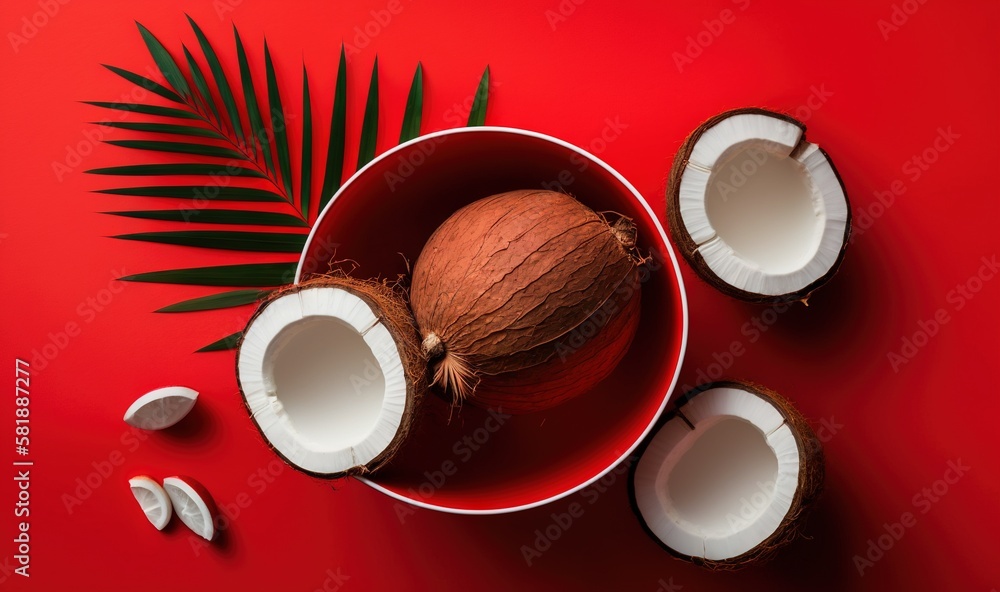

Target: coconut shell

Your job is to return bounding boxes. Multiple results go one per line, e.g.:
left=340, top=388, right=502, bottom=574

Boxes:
left=409, top=189, right=643, bottom=407
left=628, top=379, right=825, bottom=569
left=665, top=107, right=852, bottom=304
left=235, top=275, right=428, bottom=478
left=471, top=268, right=642, bottom=413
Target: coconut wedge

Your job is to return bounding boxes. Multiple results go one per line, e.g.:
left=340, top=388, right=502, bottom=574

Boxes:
left=123, top=386, right=198, bottom=430
left=237, top=277, right=426, bottom=478
left=128, top=476, right=173, bottom=531
left=667, top=108, right=851, bottom=303
left=630, top=381, right=823, bottom=568
left=163, top=476, right=217, bottom=541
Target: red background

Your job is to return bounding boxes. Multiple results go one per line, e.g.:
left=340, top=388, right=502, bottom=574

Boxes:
left=1, top=0, right=998, bottom=590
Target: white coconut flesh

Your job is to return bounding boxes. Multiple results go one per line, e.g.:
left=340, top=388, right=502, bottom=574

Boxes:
left=633, top=387, right=801, bottom=561
left=678, top=112, right=849, bottom=296
left=237, top=287, right=408, bottom=475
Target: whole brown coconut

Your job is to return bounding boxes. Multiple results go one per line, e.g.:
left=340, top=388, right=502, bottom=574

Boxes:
left=410, top=189, right=644, bottom=412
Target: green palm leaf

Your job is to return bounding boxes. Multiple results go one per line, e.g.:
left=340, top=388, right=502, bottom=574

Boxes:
left=235, top=26, right=274, bottom=175
left=120, top=262, right=296, bottom=286
left=183, top=45, right=223, bottom=125
left=300, top=65, right=313, bottom=220
left=95, top=185, right=287, bottom=202
left=197, top=331, right=244, bottom=352
left=265, top=41, right=293, bottom=200
left=95, top=121, right=225, bottom=140
left=82, top=101, right=200, bottom=120
left=468, top=66, right=490, bottom=126
left=105, top=139, right=245, bottom=159
left=157, top=289, right=269, bottom=313
left=400, top=62, right=423, bottom=143
left=187, top=15, right=246, bottom=146
left=136, top=22, right=192, bottom=100
left=86, top=163, right=265, bottom=177
left=319, top=45, right=348, bottom=211
left=103, top=65, right=184, bottom=103
left=89, top=18, right=490, bottom=353
left=105, top=209, right=308, bottom=227
left=357, top=57, right=379, bottom=169
left=112, top=230, right=306, bottom=252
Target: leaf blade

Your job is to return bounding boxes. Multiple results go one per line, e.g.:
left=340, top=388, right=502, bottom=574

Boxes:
left=265, top=42, right=293, bottom=201
left=183, top=44, right=223, bottom=125
left=319, top=45, right=347, bottom=210
left=86, top=163, right=265, bottom=177
left=399, top=62, right=423, bottom=143
left=94, top=121, right=225, bottom=140
left=104, top=139, right=245, bottom=160
left=82, top=101, right=201, bottom=120
left=103, top=65, right=185, bottom=104
left=197, top=331, right=244, bottom=352
left=187, top=15, right=246, bottom=146
left=357, top=57, right=379, bottom=169
left=111, top=230, right=306, bottom=253
left=104, top=209, right=308, bottom=227
left=300, top=66, right=313, bottom=220
left=95, top=185, right=288, bottom=202
left=467, top=66, right=490, bottom=126
left=234, top=27, right=275, bottom=177
left=120, top=262, right=297, bottom=286
left=157, top=289, right=268, bottom=313
left=136, top=22, right=192, bottom=100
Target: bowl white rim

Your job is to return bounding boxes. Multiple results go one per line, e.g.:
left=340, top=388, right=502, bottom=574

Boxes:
left=295, top=125, right=689, bottom=514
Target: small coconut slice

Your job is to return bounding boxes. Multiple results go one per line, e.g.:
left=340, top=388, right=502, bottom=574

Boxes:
left=629, top=381, right=823, bottom=568
left=163, top=476, right=217, bottom=541
left=236, top=276, right=426, bottom=478
left=123, top=386, right=198, bottom=430
left=128, top=476, right=172, bottom=530
left=667, top=108, right=851, bottom=303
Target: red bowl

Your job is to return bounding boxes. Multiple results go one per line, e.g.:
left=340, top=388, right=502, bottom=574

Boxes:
left=297, top=127, right=688, bottom=513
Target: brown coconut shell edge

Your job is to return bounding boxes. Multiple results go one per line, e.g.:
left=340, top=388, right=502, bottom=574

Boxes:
left=235, top=275, right=428, bottom=480
left=665, top=107, right=852, bottom=304
left=627, top=379, right=825, bottom=570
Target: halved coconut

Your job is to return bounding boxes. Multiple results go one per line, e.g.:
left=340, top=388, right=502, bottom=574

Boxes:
left=667, top=108, right=851, bottom=303
left=236, top=276, right=427, bottom=478
left=629, top=381, right=823, bottom=568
